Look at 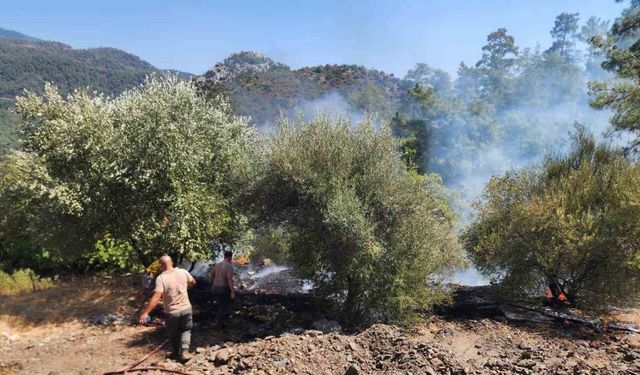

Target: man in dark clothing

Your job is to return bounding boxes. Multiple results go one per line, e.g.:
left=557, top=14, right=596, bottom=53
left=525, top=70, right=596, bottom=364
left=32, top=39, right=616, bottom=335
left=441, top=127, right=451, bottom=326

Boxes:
left=209, top=250, right=235, bottom=328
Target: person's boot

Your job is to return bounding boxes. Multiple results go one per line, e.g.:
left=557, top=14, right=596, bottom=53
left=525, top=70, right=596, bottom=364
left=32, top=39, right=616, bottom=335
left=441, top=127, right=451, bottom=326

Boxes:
left=178, top=349, right=191, bottom=364
left=168, top=351, right=180, bottom=361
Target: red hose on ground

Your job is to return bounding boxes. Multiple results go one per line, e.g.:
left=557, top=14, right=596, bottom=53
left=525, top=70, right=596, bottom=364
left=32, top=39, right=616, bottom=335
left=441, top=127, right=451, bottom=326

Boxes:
left=103, top=338, right=169, bottom=375
left=111, top=367, right=199, bottom=374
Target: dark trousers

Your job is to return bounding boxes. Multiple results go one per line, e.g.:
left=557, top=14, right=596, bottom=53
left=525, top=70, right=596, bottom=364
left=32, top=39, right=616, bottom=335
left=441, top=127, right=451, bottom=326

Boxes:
left=212, top=286, right=233, bottom=327
left=164, top=307, right=193, bottom=354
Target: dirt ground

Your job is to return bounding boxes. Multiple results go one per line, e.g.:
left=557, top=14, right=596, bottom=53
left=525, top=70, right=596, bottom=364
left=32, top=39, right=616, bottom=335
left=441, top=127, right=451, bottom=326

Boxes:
left=1, top=276, right=640, bottom=375
left=0, top=276, right=164, bottom=375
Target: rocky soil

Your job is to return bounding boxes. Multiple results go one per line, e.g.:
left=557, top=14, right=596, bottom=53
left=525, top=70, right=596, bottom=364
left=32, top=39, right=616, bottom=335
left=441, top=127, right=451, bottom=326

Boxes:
left=174, top=317, right=640, bottom=375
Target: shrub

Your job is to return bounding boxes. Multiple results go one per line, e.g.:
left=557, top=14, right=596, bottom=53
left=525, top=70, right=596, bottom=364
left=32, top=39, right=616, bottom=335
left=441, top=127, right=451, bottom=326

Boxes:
left=464, top=128, right=640, bottom=309
left=0, top=240, right=64, bottom=274
left=253, top=115, right=463, bottom=325
left=83, top=235, right=143, bottom=273
left=0, top=269, right=52, bottom=295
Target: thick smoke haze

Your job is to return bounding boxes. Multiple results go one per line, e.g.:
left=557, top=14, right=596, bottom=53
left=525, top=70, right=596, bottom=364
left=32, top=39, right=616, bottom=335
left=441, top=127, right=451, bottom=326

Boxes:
left=445, top=103, right=615, bottom=215
left=259, top=83, right=616, bottom=285
left=241, top=13, right=624, bottom=286
left=440, top=100, right=617, bottom=285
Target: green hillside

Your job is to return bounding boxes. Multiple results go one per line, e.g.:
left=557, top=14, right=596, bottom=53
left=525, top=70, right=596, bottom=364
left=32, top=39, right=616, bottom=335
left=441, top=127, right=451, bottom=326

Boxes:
left=0, top=27, right=41, bottom=42
left=195, top=51, right=402, bottom=125
left=0, top=28, right=192, bottom=154
left=0, top=39, right=157, bottom=100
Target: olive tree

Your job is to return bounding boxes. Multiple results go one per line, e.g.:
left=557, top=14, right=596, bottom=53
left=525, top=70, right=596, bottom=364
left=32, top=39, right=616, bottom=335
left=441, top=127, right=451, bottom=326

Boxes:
left=252, top=115, right=463, bottom=324
left=464, top=128, right=640, bottom=309
left=0, top=76, right=255, bottom=266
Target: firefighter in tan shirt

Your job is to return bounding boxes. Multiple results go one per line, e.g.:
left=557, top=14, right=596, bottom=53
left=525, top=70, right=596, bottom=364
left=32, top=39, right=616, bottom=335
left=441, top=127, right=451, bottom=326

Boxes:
left=138, top=255, right=196, bottom=363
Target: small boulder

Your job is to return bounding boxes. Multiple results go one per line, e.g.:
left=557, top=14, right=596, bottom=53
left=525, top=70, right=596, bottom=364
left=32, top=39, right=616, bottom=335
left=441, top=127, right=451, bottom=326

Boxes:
left=213, top=348, right=231, bottom=365
left=305, top=330, right=324, bottom=337
left=273, top=358, right=290, bottom=367
left=345, top=364, right=360, bottom=375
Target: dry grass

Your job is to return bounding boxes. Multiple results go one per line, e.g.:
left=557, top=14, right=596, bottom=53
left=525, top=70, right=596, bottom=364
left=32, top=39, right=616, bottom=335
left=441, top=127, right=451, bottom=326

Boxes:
left=0, top=274, right=142, bottom=331
left=0, top=269, right=52, bottom=295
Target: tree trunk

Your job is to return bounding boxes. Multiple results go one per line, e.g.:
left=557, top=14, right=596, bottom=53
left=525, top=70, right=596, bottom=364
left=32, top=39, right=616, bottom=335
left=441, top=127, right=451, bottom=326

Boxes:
left=130, top=237, right=149, bottom=267
left=178, top=253, right=184, bottom=266
left=547, top=276, right=570, bottom=307
left=29, top=272, right=37, bottom=292
left=344, top=280, right=363, bottom=327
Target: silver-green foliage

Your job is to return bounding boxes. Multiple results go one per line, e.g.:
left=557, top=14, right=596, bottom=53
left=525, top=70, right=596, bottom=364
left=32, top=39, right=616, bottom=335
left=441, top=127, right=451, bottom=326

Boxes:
left=254, top=115, right=463, bottom=324
left=464, top=128, right=640, bottom=309
left=1, top=76, right=255, bottom=265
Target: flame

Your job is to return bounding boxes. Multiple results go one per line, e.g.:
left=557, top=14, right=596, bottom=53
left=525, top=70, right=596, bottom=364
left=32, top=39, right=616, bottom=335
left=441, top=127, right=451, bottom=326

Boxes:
left=558, top=292, right=569, bottom=304
left=233, top=256, right=250, bottom=265
left=545, top=289, right=570, bottom=306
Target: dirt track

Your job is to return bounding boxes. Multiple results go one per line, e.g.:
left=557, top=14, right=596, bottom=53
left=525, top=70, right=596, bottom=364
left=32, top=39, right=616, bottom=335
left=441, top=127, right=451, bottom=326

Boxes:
left=1, top=276, right=640, bottom=375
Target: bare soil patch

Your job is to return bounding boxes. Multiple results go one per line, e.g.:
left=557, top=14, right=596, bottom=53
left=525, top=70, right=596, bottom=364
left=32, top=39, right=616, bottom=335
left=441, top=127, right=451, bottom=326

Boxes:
left=0, top=276, right=163, bottom=375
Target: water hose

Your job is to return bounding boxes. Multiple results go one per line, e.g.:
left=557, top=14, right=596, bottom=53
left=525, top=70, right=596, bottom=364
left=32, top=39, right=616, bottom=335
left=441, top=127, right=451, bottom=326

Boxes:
left=108, top=367, right=198, bottom=374
left=104, top=338, right=197, bottom=375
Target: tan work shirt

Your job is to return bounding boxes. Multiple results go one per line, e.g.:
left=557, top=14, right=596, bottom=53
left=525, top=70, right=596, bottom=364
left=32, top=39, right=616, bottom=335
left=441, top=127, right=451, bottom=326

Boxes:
left=212, top=261, right=234, bottom=288
left=154, top=268, right=194, bottom=315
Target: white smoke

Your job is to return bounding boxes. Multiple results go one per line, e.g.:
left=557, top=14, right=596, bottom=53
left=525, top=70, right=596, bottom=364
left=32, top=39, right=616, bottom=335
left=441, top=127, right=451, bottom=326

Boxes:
left=434, top=84, right=618, bottom=286
left=248, top=264, right=290, bottom=279
left=445, top=102, right=615, bottom=212
left=290, top=92, right=365, bottom=124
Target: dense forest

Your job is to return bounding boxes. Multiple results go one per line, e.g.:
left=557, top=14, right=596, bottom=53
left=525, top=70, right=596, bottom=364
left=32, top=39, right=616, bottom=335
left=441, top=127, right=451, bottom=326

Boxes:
left=1, top=0, right=640, bottom=323
left=0, top=37, right=193, bottom=100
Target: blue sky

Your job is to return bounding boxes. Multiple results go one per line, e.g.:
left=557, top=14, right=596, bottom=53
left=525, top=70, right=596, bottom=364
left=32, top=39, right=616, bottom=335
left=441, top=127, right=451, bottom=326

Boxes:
left=0, top=1, right=625, bottom=76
